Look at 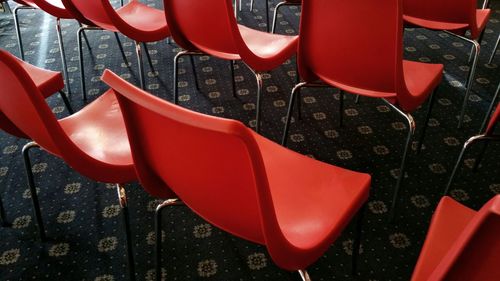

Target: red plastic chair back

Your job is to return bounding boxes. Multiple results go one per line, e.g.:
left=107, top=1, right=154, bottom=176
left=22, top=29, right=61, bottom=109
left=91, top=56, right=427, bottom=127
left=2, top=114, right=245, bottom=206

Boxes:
left=429, top=195, right=500, bottom=280
left=297, top=0, right=403, bottom=99
left=60, top=0, right=115, bottom=28
left=403, top=0, right=478, bottom=36
left=0, top=50, right=62, bottom=153
left=163, top=0, right=239, bottom=56
left=102, top=69, right=268, bottom=244
left=485, top=103, right=500, bottom=136
left=29, top=0, right=71, bottom=18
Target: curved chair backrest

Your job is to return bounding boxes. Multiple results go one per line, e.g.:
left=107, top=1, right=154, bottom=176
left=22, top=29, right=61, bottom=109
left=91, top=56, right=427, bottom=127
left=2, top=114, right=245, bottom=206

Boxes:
left=60, top=0, right=118, bottom=29
left=298, top=0, right=405, bottom=102
left=102, top=69, right=270, bottom=244
left=403, top=0, right=479, bottom=36
left=429, top=195, right=500, bottom=280
left=485, top=103, right=499, bottom=136
left=28, top=0, right=71, bottom=18
left=163, top=0, right=239, bottom=56
left=0, top=50, right=62, bottom=154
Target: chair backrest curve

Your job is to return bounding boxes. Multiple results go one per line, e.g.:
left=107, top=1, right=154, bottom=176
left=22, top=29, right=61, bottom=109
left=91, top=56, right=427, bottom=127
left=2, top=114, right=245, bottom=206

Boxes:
left=61, top=0, right=116, bottom=28
left=163, top=0, right=239, bottom=56
left=429, top=195, right=500, bottom=280
left=0, top=50, right=63, bottom=154
left=298, top=0, right=403, bottom=98
left=102, top=69, right=272, bottom=244
left=403, top=0, right=477, bottom=31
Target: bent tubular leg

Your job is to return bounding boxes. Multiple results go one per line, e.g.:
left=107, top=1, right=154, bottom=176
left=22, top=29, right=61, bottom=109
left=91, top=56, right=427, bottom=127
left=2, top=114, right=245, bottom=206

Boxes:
left=444, top=32, right=480, bottom=129
left=189, top=55, right=200, bottom=91
left=352, top=204, right=366, bottom=276
left=77, top=26, right=101, bottom=101
left=155, top=199, right=184, bottom=281
left=383, top=100, right=416, bottom=222
left=134, top=41, right=145, bottom=89
left=22, top=141, right=46, bottom=241
left=58, top=91, right=74, bottom=114
left=115, top=184, right=136, bottom=281
left=13, top=6, right=35, bottom=60
left=416, top=88, right=438, bottom=153
left=488, top=35, right=499, bottom=65
left=298, top=270, right=312, bottom=281
left=55, top=18, right=72, bottom=96
left=253, top=71, right=264, bottom=133
left=142, top=43, right=156, bottom=74
left=114, top=33, right=128, bottom=66
left=271, top=1, right=286, bottom=33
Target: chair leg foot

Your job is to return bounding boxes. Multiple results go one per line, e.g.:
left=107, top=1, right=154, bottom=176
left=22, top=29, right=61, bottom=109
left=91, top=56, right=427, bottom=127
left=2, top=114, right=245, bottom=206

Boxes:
left=22, top=142, right=46, bottom=241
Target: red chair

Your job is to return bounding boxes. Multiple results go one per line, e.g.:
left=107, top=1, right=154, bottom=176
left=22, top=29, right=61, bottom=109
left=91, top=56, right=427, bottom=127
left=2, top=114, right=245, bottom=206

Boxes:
left=164, top=0, right=298, bottom=133
left=281, top=0, right=443, bottom=220
left=411, top=195, right=500, bottom=281
left=271, top=0, right=301, bottom=34
left=443, top=82, right=499, bottom=195
left=60, top=0, right=169, bottom=98
left=403, top=0, right=492, bottom=128
left=101, top=68, right=371, bottom=281
left=0, top=49, right=140, bottom=280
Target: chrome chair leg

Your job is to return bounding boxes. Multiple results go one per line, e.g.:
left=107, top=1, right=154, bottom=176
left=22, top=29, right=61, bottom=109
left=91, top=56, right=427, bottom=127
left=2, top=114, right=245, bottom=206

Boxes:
left=352, top=204, right=366, bottom=276
left=230, top=60, right=236, bottom=97
left=249, top=0, right=253, bottom=11
left=13, top=6, right=35, bottom=60
left=55, top=18, right=72, bottom=96
left=416, top=88, right=438, bottom=153
left=239, top=0, right=242, bottom=11
left=77, top=26, right=100, bottom=101
left=253, top=71, right=264, bottom=133
left=155, top=198, right=184, bottom=281
left=443, top=135, right=499, bottom=195
left=384, top=101, right=416, bottom=222
left=355, top=95, right=360, bottom=104
left=134, top=41, right=145, bottom=89
left=78, top=23, right=92, bottom=52
left=479, top=83, right=500, bottom=134
left=444, top=31, right=480, bottom=129
left=114, top=33, right=129, bottom=66
left=298, top=269, right=312, bottom=281
left=22, top=141, right=46, bottom=241
left=173, top=51, right=202, bottom=104
left=271, top=1, right=286, bottom=33
left=189, top=55, right=200, bottom=91
left=142, top=42, right=156, bottom=74
left=488, top=35, right=499, bottom=65
left=116, top=184, right=136, bottom=281
left=58, top=90, right=74, bottom=114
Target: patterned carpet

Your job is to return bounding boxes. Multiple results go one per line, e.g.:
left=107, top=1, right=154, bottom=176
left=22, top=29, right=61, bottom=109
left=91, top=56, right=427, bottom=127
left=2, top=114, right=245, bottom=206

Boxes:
left=0, top=0, right=499, bottom=280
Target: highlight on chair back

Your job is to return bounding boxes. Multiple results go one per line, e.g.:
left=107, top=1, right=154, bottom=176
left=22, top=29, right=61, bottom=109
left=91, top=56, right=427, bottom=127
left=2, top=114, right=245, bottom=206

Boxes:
left=0, top=49, right=73, bottom=227
left=281, top=0, right=443, bottom=220
left=101, top=69, right=371, bottom=281
left=12, top=0, right=94, bottom=96
left=443, top=82, right=500, bottom=196
left=403, top=0, right=491, bottom=128
left=163, top=0, right=298, bottom=133
left=61, top=0, right=169, bottom=99
left=411, top=195, right=500, bottom=280
left=0, top=49, right=139, bottom=281
left=271, top=0, right=301, bottom=34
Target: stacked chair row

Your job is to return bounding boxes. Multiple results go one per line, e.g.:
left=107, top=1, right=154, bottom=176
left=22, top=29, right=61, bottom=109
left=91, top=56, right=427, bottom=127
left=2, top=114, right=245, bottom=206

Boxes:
left=0, top=0, right=499, bottom=280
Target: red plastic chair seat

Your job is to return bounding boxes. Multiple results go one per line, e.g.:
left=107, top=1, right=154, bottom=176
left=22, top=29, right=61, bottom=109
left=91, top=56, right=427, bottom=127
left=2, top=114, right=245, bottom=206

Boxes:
left=411, top=197, right=476, bottom=281
left=19, top=58, right=64, bottom=98
left=403, top=9, right=491, bottom=36
left=117, top=1, right=168, bottom=36
left=58, top=90, right=134, bottom=181
left=239, top=25, right=298, bottom=62
left=401, top=60, right=443, bottom=111
left=255, top=134, right=370, bottom=249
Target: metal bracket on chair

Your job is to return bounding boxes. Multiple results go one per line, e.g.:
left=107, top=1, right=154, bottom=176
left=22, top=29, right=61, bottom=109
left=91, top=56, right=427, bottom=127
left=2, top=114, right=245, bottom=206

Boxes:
left=116, top=184, right=127, bottom=208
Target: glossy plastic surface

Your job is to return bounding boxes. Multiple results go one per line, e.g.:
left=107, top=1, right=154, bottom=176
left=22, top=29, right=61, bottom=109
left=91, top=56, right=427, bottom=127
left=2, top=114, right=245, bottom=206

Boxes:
left=485, top=103, right=499, bottom=136
left=163, top=0, right=298, bottom=71
left=297, top=0, right=443, bottom=112
left=62, top=0, right=169, bottom=42
left=0, top=50, right=65, bottom=138
left=403, top=0, right=491, bottom=39
left=102, top=69, right=371, bottom=270
left=0, top=50, right=134, bottom=184
left=411, top=195, right=500, bottom=281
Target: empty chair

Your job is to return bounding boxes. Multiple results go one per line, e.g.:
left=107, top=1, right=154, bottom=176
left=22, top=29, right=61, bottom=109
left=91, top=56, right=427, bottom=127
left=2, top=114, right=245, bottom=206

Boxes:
left=61, top=0, right=169, bottom=99
left=281, top=0, right=443, bottom=220
left=0, top=49, right=139, bottom=281
left=101, top=68, right=371, bottom=281
left=443, top=82, right=499, bottom=196
left=164, top=0, right=298, bottom=133
left=411, top=195, right=500, bottom=281
left=403, top=0, right=491, bottom=128
left=271, top=0, right=301, bottom=33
